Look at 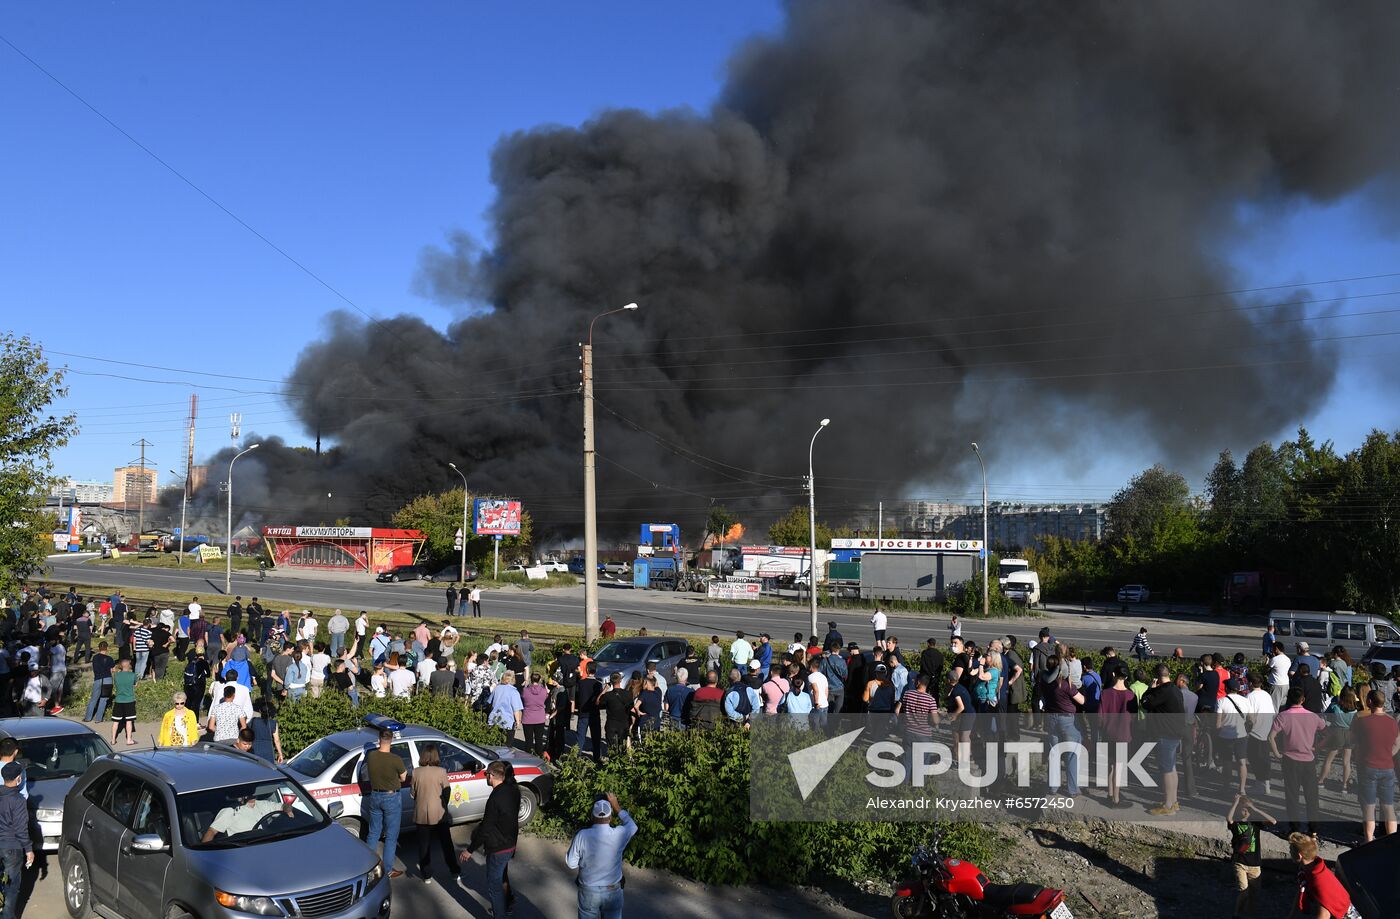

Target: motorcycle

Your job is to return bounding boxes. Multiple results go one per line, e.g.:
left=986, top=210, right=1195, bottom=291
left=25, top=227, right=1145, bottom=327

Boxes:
left=891, top=833, right=1072, bottom=919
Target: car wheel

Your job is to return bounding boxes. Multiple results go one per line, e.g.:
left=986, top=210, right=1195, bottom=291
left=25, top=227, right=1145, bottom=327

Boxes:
left=517, top=785, right=538, bottom=825
left=389, top=574, right=398, bottom=582
left=337, top=815, right=366, bottom=839
left=165, top=904, right=196, bottom=919
left=63, top=849, right=93, bottom=918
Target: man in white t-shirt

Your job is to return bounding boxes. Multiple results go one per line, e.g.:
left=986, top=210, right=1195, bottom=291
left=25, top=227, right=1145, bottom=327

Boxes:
left=416, top=654, right=437, bottom=687
left=297, top=611, right=318, bottom=643
left=485, top=635, right=509, bottom=658
left=187, top=597, right=202, bottom=621
left=1268, top=646, right=1291, bottom=710
left=1243, top=672, right=1278, bottom=796
left=1216, top=679, right=1253, bottom=796
left=806, top=659, right=829, bottom=728
left=387, top=666, right=416, bottom=698
left=201, top=793, right=290, bottom=843
left=871, top=608, right=888, bottom=642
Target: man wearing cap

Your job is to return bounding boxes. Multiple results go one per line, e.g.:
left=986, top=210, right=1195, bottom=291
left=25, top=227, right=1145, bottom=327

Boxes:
left=755, top=634, right=774, bottom=673
left=566, top=791, right=637, bottom=918
left=370, top=626, right=391, bottom=666
left=823, top=620, right=843, bottom=650
left=1290, top=643, right=1321, bottom=684
left=0, top=760, right=33, bottom=919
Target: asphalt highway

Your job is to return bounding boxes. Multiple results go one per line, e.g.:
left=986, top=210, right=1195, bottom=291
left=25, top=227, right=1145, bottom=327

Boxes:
left=42, top=555, right=1268, bottom=658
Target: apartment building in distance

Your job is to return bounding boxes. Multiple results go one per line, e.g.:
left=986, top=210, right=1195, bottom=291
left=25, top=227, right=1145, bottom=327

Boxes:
left=50, top=478, right=115, bottom=504
left=112, top=466, right=158, bottom=505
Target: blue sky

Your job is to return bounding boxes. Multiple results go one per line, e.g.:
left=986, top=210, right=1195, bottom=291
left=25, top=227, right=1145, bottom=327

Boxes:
left=4, top=2, right=1400, bottom=503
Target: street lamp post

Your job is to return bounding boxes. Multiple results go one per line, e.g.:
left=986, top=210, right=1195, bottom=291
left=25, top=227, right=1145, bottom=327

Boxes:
left=448, top=462, right=469, bottom=586
left=583, top=302, right=639, bottom=642
left=169, top=469, right=188, bottom=566
left=971, top=442, right=988, bottom=617
left=225, top=443, right=260, bottom=594
left=807, top=418, right=830, bottom=638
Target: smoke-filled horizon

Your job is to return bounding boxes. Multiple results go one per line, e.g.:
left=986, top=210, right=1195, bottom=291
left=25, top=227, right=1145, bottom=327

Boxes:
left=190, top=1, right=1400, bottom=542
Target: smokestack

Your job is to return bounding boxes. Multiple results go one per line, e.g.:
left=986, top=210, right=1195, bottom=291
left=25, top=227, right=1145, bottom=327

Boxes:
left=265, top=1, right=1400, bottom=537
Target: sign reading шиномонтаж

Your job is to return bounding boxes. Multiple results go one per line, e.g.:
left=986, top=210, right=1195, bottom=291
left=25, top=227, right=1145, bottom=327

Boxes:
left=829, top=538, right=983, bottom=551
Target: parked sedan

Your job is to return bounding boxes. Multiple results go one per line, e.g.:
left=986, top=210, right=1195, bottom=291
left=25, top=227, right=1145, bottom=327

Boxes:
left=286, top=715, right=551, bottom=835
left=1116, top=584, right=1151, bottom=604
left=591, top=636, right=690, bottom=686
left=375, top=564, right=426, bottom=583
left=425, top=563, right=477, bottom=583
left=0, top=718, right=111, bottom=852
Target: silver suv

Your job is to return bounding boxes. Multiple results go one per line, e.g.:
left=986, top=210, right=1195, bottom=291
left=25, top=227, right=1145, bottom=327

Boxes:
left=60, top=743, right=391, bottom=919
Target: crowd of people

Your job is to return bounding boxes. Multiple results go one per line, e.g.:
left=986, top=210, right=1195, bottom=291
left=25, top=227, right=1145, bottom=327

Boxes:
left=7, top=583, right=1395, bottom=918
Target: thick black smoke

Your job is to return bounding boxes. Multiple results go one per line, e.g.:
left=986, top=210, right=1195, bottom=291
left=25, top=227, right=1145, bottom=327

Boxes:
left=221, top=1, right=1400, bottom=539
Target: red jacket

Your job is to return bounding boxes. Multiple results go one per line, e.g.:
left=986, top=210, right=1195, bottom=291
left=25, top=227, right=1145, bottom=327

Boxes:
left=1297, top=858, right=1351, bottom=918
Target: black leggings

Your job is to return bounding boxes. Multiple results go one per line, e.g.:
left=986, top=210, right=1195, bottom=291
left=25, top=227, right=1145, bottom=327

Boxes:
left=522, top=722, right=545, bottom=755
left=417, top=820, right=457, bottom=878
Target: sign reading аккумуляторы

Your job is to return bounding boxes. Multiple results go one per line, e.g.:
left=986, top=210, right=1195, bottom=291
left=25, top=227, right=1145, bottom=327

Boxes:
left=750, top=714, right=1367, bottom=825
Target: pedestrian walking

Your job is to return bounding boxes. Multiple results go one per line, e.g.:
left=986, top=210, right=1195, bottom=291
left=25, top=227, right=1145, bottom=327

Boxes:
left=1130, top=627, right=1153, bottom=662
left=565, top=792, right=638, bottom=919
left=459, top=761, right=519, bottom=917
left=410, top=742, right=457, bottom=884
left=363, top=727, right=407, bottom=878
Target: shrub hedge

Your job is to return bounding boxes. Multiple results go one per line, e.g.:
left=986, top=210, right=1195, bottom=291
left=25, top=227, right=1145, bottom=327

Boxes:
left=276, top=691, right=506, bottom=756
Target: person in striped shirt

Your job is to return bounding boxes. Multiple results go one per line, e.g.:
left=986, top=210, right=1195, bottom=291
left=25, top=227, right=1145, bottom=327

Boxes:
left=131, top=619, right=154, bottom=681
left=899, top=674, right=940, bottom=778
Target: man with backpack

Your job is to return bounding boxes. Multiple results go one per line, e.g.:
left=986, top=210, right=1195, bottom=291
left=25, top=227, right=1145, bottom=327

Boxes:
left=723, top=669, right=761, bottom=726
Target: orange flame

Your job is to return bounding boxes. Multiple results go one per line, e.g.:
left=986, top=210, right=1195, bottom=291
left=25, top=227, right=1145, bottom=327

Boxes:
left=703, top=522, right=746, bottom=548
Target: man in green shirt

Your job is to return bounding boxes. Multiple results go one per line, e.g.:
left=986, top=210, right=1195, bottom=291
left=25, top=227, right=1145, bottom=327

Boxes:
left=363, top=728, right=407, bottom=879
left=109, top=659, right=138, bottom=747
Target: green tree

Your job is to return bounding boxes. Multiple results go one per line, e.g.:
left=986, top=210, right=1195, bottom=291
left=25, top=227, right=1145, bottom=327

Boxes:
left=706, top=504, right=739, bottom=545
left=767, top=505, right=832, bottom=549
left=0, top=335, right=75, bottom=595
left=391, top=488, right=534, bottom=567
left=1105, top=464, right=1191, bottom=545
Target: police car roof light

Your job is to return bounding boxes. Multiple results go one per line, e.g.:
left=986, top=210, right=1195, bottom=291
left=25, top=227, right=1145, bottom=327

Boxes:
left=363, top=714, right=406, bottom=733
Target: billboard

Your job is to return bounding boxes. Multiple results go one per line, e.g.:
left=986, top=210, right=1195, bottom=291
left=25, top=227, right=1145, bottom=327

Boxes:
left=473, top=498, right=522, bottom=536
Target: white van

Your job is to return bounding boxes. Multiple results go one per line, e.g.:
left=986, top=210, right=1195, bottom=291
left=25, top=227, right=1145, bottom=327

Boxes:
left=998, top=558, right=1029, bottom=587
left=1268, top=609, right=1400, bottom=657
left=1003, top=571, right=1041, bottom=608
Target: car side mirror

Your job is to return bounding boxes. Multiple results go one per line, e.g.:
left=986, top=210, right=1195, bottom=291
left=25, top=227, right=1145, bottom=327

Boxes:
left=326, top=800, right=344, bottom=818
left=130, top=834, right=168, bottom=853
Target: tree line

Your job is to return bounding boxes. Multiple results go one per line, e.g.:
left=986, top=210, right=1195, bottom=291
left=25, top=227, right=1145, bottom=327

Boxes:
left=1027, top=428, right=1400, bottom=616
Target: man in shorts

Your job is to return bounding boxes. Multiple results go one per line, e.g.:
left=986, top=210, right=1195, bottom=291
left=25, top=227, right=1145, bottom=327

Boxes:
left=1225, top=794, right=1275, bottom=919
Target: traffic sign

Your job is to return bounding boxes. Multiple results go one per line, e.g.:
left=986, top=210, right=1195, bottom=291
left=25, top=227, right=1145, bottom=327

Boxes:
left=454, top=528, right=464, bottom=539
left=494, top=534, right=503, bottom=542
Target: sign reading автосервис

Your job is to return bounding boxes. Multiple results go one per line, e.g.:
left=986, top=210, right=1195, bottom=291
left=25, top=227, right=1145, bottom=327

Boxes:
left=829, top=538, right=983, bottom=551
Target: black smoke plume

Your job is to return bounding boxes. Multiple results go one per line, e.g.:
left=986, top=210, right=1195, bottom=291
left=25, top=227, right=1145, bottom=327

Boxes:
left=200, top=1, right=1400, bottom=541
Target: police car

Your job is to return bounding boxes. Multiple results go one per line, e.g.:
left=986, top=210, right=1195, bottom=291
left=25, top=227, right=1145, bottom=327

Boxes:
left=284, top=715, right=552, bottom=837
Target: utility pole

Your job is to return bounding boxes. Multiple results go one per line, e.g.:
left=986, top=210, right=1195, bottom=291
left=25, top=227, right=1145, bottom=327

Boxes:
left=582, top=303, right=639, bottom=642
left=170, top=470, right=188, bottom=565
left=807, top=418, right=830, bottom=638
left=132, top=438, right=153, bottom=546
left=448, top=463, right=469, bottom=584
left=971, top=443, right=989, bottom=617
left=877, top=500, right=883, bottom=550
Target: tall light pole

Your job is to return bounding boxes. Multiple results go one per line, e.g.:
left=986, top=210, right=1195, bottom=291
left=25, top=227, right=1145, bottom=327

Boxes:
left=448, top=462, right=469, bottom=585
left=807, top=418, right=830, bottom=638
left=225, top=443, right=260, bottom=594
left=971, top=442, right=988, bottom=617
left=169, top=469, right=188, bottom=565
left=583, top=302, right=639, bottom=642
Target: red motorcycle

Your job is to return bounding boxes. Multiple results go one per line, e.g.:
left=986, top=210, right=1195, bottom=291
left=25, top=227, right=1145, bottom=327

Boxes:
left=891, top=834, right=1073, bottom=919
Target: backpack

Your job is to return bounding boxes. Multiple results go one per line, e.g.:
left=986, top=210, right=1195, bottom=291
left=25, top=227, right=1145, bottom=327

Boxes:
left=183, top=658, right=201, bottom=685
left=726, top=685, right=753, bottom=717
left=1326, top=669, right=1342, bottom=699
left=1080, top=671, right=1103, bottom=711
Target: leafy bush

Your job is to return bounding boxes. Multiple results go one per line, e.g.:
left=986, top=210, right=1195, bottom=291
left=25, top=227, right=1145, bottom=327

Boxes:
left=276, top=691, right=505, bottom=757
left=544, top=727, right=991, bottom=886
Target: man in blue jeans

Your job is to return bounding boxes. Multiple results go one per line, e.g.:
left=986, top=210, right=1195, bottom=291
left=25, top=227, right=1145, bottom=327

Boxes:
left=361, top=728, right=406, bottom=879
left=566, top=792, right=638, bottom=919
left=84, top=643, right=115, bottom=722
left=461, top=761, right=520, bottom=917
left=0, top=762, right=33, bottom=919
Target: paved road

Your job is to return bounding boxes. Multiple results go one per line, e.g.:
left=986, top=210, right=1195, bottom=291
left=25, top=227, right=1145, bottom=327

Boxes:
left=43, top=556, right=1268, bottom=659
